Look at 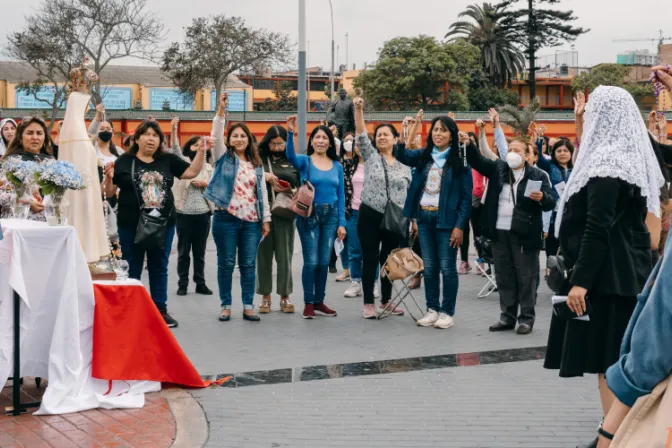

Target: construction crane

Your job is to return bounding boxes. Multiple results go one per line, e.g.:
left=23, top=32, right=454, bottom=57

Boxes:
left=613, top=29, right=672, bottom=46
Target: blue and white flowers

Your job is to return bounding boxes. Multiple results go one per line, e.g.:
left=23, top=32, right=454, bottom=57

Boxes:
left=2, top=158, right=39, bottom=186
left=34, top=160, right=86, bottom=195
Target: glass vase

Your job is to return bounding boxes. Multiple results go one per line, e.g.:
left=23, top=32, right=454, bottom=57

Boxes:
left=10, top=185, right=33, bottom=220
left=44, top=188, right=69, bottom=226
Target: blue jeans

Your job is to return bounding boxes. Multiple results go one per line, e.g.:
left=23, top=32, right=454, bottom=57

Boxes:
left=212, top=211, right=261, bottom=310
left=417, top=209, right=459, bottom=315
left=346, top=209, right=378, bottom=282
left=118, top=224, right=176, bottom=311
left=296, top=203, right=339, bottom=304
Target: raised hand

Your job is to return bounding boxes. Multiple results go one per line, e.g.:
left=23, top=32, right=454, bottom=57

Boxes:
left=448, top=112, right=456, bottom=120
left=574, top=91, right=586, bottom=117
left=488, top=108, right=500, bottom=127
left=171, top=116, right=179, bottom=129
left=475, top=118, right=486, bottom=130
left=652, top=65, right=672, bottom=92
left=95, top=103, right=105, bottom=120
left=416, top=109, right=424, bottom=122
left=353, top=97, right=364, bottom=111
left=286, top=115, right=297, bottom=133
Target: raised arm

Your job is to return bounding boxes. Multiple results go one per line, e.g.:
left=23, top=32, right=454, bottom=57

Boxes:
left=476, top=119, right=497, bottom=161
left=285, top=115, right=308, bottom=172
left=88, top=103, right=104, bottom=136
left=406, top=110, right=423, bottom=149
left=353, top=97, right=378, bottom=162
left=489, top=108, right=509, bottom=160
left=574, top=91, right=585, bottom=146
left=169, top=116, right=182, bottom=156
left=211, top=93, right=229, bottom=163
left=466, top=140, right=497, bottom=179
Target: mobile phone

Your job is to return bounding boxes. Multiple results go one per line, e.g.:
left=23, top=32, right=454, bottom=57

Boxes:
left=277, top=180, right=290, bottom=188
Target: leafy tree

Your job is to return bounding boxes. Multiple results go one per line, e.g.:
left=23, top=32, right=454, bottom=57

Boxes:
left=498, top=99, right=540, bottom=137
left=5, top=0, right=163, bottom=125
left=572, top=64, right=654, bottom=104
left=162, top=15, right=293, bottom=104
left=495, top=0, right=589, bottom=100
left=258, top=82, right=298, bottom=112
left=469, top=85, right=520, bottom=110
left=446, top=3, right=525, bottom=88
left=352, top=36, right=480, bottom=111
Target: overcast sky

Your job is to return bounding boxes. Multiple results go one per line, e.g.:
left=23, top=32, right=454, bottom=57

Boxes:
left=0, top=0, right=670, bottom=70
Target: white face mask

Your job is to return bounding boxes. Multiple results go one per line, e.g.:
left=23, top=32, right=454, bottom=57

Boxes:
left=343, top=140, right=353, bottom=152
left=506, top=152, right=524, bottom=169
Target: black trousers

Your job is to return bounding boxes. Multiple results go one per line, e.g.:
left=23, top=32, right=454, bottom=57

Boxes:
left=492, top=230, right=539, bottom=327
left=176, top=212, right=211, bottom=288
left=459, top=205, right=483, bottom=262
left=357, top=204, right=402, bottom=305
left=545, top=212, right=560, bottom=257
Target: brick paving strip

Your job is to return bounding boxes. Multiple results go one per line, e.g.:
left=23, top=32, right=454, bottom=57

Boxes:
left=0, top=378, right=208, bottom=448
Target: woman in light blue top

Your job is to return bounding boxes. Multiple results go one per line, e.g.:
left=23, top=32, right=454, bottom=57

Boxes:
left=285, top=115, right=346, bottom=320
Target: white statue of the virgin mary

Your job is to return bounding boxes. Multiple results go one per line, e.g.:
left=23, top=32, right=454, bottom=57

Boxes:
left=58, top=61, right=109, bottom=264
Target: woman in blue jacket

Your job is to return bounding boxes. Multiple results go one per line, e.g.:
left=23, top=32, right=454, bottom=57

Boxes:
left=204, top=94, right=271, bottom=323
left=285, top=115, right=346, bottom=320
left=395, top=116, right=472, bottom=330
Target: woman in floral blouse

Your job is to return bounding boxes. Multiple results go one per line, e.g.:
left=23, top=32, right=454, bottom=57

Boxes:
left=353, top=97, right=412, bottom=319
left=204, top=94, right=271, bottom=323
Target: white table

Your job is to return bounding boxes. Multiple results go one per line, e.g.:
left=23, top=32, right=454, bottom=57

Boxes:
left=0, top=219, right=159, bottom=415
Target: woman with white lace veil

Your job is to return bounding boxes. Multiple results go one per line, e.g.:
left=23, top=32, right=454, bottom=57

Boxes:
left=543, top=86, right=665, bottom=448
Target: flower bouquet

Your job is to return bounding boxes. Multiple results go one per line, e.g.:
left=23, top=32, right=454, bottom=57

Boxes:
left=2, top=158, right=39, bottom=219
left=34, top=160, right=86, bottom=225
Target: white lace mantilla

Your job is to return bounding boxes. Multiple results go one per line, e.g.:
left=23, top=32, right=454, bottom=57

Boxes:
left=555, top=86, right=665, bottom=237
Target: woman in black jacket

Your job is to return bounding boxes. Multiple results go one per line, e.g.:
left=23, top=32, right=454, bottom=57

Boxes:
left=466, top=133, right=555, bottom=335
left=542, top=86, right=665, bottom=448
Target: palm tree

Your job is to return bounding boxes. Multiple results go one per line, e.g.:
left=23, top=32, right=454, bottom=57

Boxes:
left=446, top=3, right=525, bottom=88
left=498, top=99, right=540, bottom=137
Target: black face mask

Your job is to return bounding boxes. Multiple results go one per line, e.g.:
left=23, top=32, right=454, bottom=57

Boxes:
left=98, top=131, right=113, bottom=143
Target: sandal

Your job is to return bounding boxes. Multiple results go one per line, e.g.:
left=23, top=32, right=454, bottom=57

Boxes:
left=259, top=295, right=272, bottom=314
left=280, top=297, right=295, bottom=313
left=409, top=274, right=422, bottom=290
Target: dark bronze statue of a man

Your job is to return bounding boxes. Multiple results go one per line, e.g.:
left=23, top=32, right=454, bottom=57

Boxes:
left=328, top=88, right=355, bottom=139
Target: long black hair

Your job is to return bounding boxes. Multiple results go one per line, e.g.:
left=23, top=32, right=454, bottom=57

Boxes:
left=3, top=116, right=53, bottom=159
left=258, top=125, right=288, bottom=158
left=550, top=139, right=574, bottom=170
left=97, top=121, right=121, bottom=157
left=127, top=120, right=166, bottom=160
left=307, top=125, right=338, bottom=161
left=181, top=136, right=213, bottom=163
left=418, top=116, right=464, bottom=174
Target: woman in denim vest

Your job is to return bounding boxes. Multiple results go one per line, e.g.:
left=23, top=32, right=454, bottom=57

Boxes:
left=285, top=115, right=346, bottom=319
left=204, top=94, right=271, bottom=323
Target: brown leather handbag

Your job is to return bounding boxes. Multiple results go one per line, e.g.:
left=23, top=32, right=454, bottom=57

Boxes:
left=265, top=158, right=296, bottom=220
left=382, top=247, right=424, bottom=281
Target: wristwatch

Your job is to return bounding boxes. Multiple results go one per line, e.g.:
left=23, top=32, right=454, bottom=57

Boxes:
left=598, top=422, right=614, bottom=440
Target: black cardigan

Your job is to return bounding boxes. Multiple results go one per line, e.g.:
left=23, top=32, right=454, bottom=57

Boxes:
left=466, top=143, right=555, bottom=249
left=558, top=177, right=651, bottom=297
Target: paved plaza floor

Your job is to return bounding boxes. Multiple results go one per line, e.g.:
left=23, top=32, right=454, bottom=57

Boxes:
left=165, top=235, right=603, bottom=448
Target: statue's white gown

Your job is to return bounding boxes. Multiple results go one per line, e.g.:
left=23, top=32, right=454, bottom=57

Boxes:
left=58, top=91, right=109, bottom=263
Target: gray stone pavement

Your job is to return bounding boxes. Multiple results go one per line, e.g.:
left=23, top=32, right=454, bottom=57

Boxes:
left=162, top=234, right=553, bottom=375
left=194, top=360, right=602, bottom=448
left=138, top=234, right=604, bottom=447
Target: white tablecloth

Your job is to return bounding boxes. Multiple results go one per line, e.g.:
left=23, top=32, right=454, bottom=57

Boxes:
left=0, top=219, right=159, bottom=414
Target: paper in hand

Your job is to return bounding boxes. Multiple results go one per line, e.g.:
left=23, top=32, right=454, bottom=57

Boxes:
left=524, top=180, right=543, bottom=197
left=334, top=239, right=345, bottom=257
left=554, top=181, right=566, bottom=197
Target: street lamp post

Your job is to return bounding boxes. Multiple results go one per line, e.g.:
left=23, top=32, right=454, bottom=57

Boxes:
left=298, top=0, right=307, bottom=154
left=328, top=0, right=335, bottom=103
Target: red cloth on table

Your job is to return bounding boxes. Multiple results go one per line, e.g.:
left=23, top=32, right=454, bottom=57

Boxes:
left=92, top=282, right=206, bottom=388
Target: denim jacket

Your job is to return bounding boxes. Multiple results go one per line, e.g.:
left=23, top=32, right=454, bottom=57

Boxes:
left=536, top=156, right=571, bottom=210
left=203, top=115, right=271, bottom=222
left=394, top=146, right=472, bottom=230
left=606, top=231, right=672, bottom=407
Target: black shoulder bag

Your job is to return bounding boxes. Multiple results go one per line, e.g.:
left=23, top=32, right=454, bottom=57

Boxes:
left=380, top=157, right=409, bottom=239
left=131, top=158, right=172, bottom=250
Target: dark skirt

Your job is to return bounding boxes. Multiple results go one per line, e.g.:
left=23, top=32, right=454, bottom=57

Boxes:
left=543, top=294, right=637, bottom=377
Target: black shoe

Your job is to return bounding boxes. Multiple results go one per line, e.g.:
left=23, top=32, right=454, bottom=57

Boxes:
left=243, top=312, right=261, bottom=322
left=162, top=311, right=178, bottom=328
left=195, top=284, right=213, bottom=295
left=329, top=266, right=337, bottom=273
left=577, top=437, right=598, bottom=448
left=177, top=286, right=187, bottom=296
left=489, top=321, right=515, bottom=332
left=516, top=324, right=533, bottom=335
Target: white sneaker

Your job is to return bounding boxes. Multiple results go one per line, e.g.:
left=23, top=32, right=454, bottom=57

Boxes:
left=416, top=309, right=440, bottom=327
left=374, top=285, right=380, bottom=298
left=344, top=281, right=362, bottom=298
left=433, top=312, right=454, bottom=329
